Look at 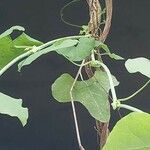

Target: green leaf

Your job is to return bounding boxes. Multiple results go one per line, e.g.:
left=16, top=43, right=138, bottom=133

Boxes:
left=13, top=33, right=43, bottom=49
left=109, top=53, right=124, bottom=60
left=0, top=26, right=25, bottom=39
left=98, top=42, right=110, bottom=53
left=57, top=37, right=95, bottom=61
left=17, top=39, right=79, bottom=71
left=103, top=112, right=150, bottom=150
left=0, top=31, right=43, bottom=70
left=0, top=36, right=21, bottom=69
left=125, top=57, right=150, bottom=78
left=52, top=70, right=119, bottom=122
left=95, top=41, right=124, bottom=60
left=43, top=39, right=79, bottom=52
left=18, top=52, right=43, bottom=71
left=0, top=92, right=28, bottom=126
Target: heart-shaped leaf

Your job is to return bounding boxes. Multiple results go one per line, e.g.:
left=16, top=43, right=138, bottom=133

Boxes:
left=0, top=92, right=28, bottom=126
left=56, top=37, right=95, bottom=61
left=52, top=71, right=119, bottom=122
left=125, top=57, right=150, bottom=78
left=103, top=112, right=150, bottom=150
left=0, top=30, right=43, bottom=70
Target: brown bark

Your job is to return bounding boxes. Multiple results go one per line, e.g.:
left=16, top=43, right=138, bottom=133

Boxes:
left=85, top=0, right=113, bottom=149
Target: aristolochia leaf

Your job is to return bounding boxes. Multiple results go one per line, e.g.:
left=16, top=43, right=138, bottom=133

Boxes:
left=125, top=57, right=150, bottom=78
left=56, top=37, right=95, bottom=61
left=13, top=33, right=43, bottom=49
left=0, top=36, right=16, bottom=69
left=98, top=42, right=110, bottom=53
left=95, top=41, right=124, bottom=60
left=0, top=92, right=28, bottom=126
left=103, top=112, right=150, bottom=150
left=109, top=53, right=124, bottom=60
left=0, top=30, right=43, bottom=71
left=52, top=71, right=119, bottom=122
left=17, top=39, right=79, bottom=71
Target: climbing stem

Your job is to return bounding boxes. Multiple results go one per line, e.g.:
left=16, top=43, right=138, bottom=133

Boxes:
left=70, top=60, right=86, bottom=150
left=60, top=0, right=82, bottom=28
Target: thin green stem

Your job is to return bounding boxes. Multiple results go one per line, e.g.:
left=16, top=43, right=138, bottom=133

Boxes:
left=119, top=80, right=150, bottom=101
left=98, top=62, right=118, bottom=106
left=91, top=50, right=96, bottom=61
left=60, top=0, right=82, bottom=28
left=119, top=104, right=144, bottom=113
left=70, top=60, right=86, bottom=150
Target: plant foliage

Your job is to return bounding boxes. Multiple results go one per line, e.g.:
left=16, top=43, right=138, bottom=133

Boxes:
left=0, top=92, right=28, bottom=126
left=103, top=112, right=150, bottom=150
left=52, top=70, right=119, bottom=122
left=125, top=57, right=150, bottom=78
left=0, top=25, right=149, bottom=149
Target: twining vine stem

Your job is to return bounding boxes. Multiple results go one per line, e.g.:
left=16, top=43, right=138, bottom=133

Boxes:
left=85, top=0, right=113, bottom=149
left=60, top=0, right=82, bottom=28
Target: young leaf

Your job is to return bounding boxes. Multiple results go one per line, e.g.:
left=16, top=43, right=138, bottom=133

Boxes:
left=97, top=42, right=110, bottom=53
left=125, top=57, right=150, bottom=78
left=13, top=33, right=43, bottom=49
left=51, top=70, right=119, bottom=122
left=103, top=112, right=150, bottom=150
left=0, top=36, right=21, bottom=70
left=56, top=37, right=95, bottom=61
left=109, top=53, right=124, bottom=60
left=0, top=92, right=28, bottom=126
left=95, top=41, right=124, bottom=60
left=0, top=33, right=43, bottom=70
left=17, top=39, right=79, bottom=71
